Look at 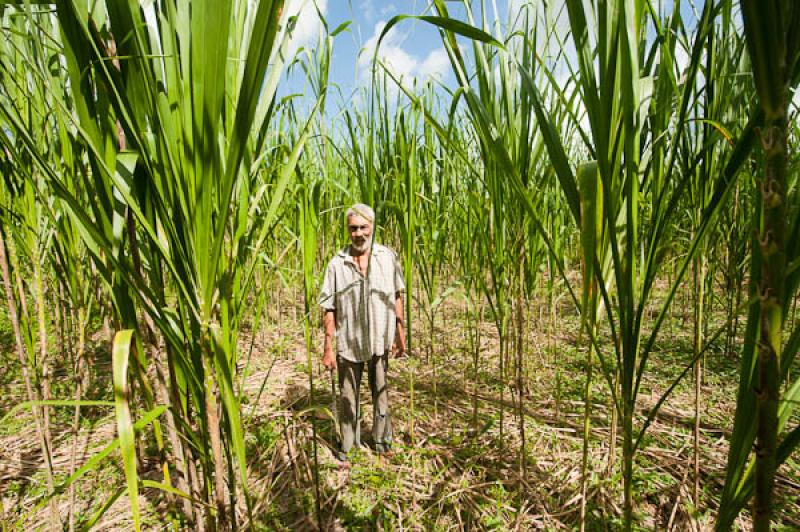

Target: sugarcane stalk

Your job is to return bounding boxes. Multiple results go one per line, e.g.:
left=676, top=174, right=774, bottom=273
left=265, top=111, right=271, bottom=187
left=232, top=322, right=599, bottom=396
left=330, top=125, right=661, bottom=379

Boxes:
left=515, top=255, right=526, bottom=478
left=737, top=2, right=794, bottom=528
left=330, top=368, right=338, bottom=441
left=752, top=116, right=786, bottom=532
left=203, top=338, right=228, bottom=531
left=693, top=253, right=707, bottom=506
left=68, top=304, right=87, bottom=532
left=0, top=229, right=58, bottom=528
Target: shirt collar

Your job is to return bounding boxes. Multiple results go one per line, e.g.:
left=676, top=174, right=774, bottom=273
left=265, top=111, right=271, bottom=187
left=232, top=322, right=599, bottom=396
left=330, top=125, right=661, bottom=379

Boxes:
left=337, top=243, right=384, bottom=260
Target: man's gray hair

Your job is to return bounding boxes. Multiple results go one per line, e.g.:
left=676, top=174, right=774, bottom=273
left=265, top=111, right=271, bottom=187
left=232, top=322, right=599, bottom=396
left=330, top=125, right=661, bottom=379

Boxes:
left=346, top=203, right=375, bottom=223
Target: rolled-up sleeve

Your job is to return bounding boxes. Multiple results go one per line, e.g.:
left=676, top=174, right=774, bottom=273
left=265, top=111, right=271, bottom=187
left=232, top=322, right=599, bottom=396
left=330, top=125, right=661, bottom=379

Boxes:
left=319, top=262, right=336, bottom=311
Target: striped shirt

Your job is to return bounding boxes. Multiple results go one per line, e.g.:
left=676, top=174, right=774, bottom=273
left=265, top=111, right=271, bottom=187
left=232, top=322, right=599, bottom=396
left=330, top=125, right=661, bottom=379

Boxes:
left=319, top=244, right=405, bottom=363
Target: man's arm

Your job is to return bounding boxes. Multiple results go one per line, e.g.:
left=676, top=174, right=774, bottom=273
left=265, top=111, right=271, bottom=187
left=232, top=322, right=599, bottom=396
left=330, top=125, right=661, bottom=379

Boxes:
left=322, top=310, right=337, bottom=369
left=394, top=294, right=406, bottom=356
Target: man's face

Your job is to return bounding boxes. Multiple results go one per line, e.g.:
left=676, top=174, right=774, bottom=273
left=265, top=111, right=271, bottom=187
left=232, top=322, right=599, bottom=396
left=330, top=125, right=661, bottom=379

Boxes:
left=348, top=214, right=372, bottom=254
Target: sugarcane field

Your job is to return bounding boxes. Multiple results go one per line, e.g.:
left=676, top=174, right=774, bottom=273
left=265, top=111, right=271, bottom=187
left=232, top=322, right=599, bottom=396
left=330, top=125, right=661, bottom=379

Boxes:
left=2, top=0, right=800, bottom=530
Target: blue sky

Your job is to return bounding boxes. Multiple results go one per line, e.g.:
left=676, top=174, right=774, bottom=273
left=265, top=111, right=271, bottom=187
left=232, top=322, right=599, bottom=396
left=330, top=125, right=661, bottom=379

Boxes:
left=278, top=0, right=724, bottom=116
left=282, top=0, right=510, bottom=106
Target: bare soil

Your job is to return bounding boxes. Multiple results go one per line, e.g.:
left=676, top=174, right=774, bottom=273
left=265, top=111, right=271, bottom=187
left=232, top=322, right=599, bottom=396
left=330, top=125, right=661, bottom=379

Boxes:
left=1, top=288, right=799, bottom=530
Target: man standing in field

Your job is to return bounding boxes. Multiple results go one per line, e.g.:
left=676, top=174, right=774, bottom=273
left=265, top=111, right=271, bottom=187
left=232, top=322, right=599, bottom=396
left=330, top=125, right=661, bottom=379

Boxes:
left=320, top=203, right=406, bottom=462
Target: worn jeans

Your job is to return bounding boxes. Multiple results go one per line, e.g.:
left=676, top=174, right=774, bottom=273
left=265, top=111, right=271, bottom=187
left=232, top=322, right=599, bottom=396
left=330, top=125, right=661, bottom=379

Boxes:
left=337, top=353, right=392, bottom=453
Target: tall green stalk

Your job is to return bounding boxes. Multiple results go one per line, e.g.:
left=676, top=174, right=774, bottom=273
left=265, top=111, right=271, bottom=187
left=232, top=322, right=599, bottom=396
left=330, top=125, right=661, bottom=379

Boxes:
left=577, top=161, right=606, bottom=530
left=717, top=3, right=800, bottom=529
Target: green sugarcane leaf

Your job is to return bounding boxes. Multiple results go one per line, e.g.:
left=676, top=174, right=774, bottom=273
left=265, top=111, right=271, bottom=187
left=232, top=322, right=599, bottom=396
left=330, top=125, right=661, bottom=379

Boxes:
left=779, top=375, right=800, bottom=428
left=192, top=0, right=232, bottom=316
left=210, top=0, right=283, bottom=304
left=112, top=329, right=140, bottom=531
left=81, top=487, right=126, bottom=531
left=777, top=423, right=800, bottom=464
left=330, top=20, right=351, bottom=37
left=13, top=404, right=167, bottom=528
left=412, top=16, right=502, bottom=45
left=141, top=480, right=214, bottom=509
left=430, top=285, right=458, bottom=313
left=0, top=400, right=114, bottom=427
left=516, top=63, right=581, bottom=224
left=578, top=162, right=599, bottom=320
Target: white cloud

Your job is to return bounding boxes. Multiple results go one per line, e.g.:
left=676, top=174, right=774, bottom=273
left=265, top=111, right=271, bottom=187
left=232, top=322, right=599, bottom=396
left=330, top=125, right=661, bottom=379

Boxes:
left=674, top=42, right=691, bottom=80
left=360, top=0, right=377, bottom=23
left=380, top=3, right=397, bottom=17
left=285, top=0, right=328, bottom=57
left=358, top=20, right=452, bottom=89
left=418, top=48, right=450, bottom=80
left=360, top=22, right=416, bottom=74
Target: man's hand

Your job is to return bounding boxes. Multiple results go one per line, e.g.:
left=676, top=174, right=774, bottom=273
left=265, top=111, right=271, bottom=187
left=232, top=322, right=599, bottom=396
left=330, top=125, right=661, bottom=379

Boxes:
left=322, top=347, right=337, bottom=370
left=392, top=343, right=406, bottom=357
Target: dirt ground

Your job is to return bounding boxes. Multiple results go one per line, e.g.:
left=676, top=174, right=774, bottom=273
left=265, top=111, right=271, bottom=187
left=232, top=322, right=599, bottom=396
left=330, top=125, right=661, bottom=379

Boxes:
left=1, top=289, right=799, bottom=530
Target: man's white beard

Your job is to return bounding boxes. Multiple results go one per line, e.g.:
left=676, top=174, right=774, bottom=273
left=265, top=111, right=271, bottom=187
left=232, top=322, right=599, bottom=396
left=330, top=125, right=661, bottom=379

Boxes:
left=351, top=239, right=370, bottom=254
